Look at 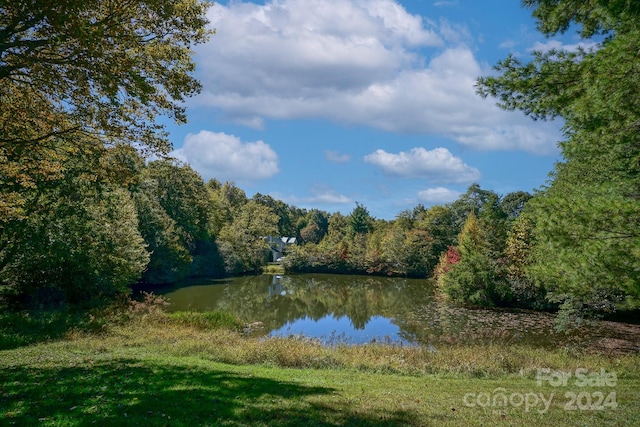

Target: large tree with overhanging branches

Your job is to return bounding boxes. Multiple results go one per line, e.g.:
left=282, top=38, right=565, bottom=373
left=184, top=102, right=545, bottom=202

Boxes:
left=0, top=0, right=211, bottom=221
left=0, top=0, right=212, bottom=304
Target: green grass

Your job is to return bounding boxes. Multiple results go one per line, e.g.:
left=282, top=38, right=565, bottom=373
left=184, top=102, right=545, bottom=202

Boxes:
left=167, top=310, right=245, bottom=331
left=1, top=304, right=639, bottom=426
left=262, top=264, right=285, bottom=275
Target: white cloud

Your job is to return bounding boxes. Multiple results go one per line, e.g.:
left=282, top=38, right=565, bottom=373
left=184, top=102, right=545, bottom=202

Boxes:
left=433, top=1, right=459, bottom=8
left=325, top=150, right=351, bottom=163
left=277, top=187, right=353, bottom=206
left=364, top=147, right=480, bottom=183
left=530, top=39, right=600, bottom=54
left=193, top=0, right=560, bottom=154
left=418, top=187, right=461, bottom=204
left=198, top=0, right=441, bottom=99
left=305, top=191, right=353, bottom=204
left=438, top=19, right=471, bottom=45
left=172, top=131, right=279, bottom=182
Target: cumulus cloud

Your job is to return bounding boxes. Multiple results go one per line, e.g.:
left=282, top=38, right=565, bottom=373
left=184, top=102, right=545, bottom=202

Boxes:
left=418, top=187, right=461, bottom=203
left=193, top=0, right=560, bottom=154
left=172, top=131, right=279, bottom=182
left=325, top=150, right=351, bottom=163
left=364, top=147, right=480, bottom=183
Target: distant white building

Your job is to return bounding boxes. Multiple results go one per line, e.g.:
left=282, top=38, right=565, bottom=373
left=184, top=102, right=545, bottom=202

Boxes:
left=265, top=236, right=297, bottom=262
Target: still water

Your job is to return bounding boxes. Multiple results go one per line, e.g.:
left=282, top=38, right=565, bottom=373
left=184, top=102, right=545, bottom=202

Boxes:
left=161, top=273, right=624, bottom=348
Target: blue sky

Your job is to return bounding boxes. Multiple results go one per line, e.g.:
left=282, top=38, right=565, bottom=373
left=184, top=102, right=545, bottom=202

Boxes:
left=167, top=0, right=582, bottom=219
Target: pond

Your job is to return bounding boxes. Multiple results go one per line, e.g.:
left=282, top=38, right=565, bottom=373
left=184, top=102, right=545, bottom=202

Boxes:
left=161, top=273, right=636, bottom=350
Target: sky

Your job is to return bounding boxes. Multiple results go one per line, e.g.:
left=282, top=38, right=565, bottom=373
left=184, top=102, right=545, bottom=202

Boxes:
left=167, top=0, right=581, bottom=220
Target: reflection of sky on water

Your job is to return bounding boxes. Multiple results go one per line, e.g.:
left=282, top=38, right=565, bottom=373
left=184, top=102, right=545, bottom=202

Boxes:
left=269, top=314, right=414, bottom=346
left=162, top=274, right=631, bottom=350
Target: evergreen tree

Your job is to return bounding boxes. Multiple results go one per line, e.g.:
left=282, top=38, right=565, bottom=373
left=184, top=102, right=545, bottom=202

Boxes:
left=477, top=0, right=640, bottom=317
left=349, top=202, right=374, bottom=235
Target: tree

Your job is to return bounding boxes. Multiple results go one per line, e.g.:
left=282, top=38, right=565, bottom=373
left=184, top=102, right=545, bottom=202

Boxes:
left=449, top=184, right=496, bottom=229
left=433, top=245, right=461, bottom=281
left=0, top=1, right=212, bottom=303
left=418, top=205, right=457, bottom=260
left=218, top=182, right=248, bottom=217
left=300, top=223, right=323, bottom=245
left=476, top=0, right=640, bottom=317
left=379, top=224, right=434, bottom=277
left=349, top=202, right=373, bottom=235
left=144, top=161, right=211, bottom=247
left=0, top=141, right=149, bottom=305
left=0, top=0, right=211, bottom=151
left=284, top=212, right=353, bottom=274
left=0, top=0, right=211, bottom=227
left=478, top=193, right=508, bottom=259
left=133, top=160, right=221, bottom=283
left=437, top=213, right=510, bottom=306
left=500, top=191, right=532, bottom=220
left=299, top=209, right=330, bottom=244
left=503, top=215, right=546, bottom=308
left=527, top=165, right=640, bottom=315
left=252, top=193, right=299, bottom=237
left=217, top=201, right=279, bottom=275
left=134, top=181, right=192, bottom=284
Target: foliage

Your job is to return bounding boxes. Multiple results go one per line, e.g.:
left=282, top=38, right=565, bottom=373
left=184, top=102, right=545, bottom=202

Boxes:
left=433, top=245, right=461, bottom=280
left=133, top=180, right=193, bottom=284
left=527, top=174, right=639, bottom=314
left=0, top=0, right=211, bottom=305
left=217, top=200, right=279, bottom=275
left=500, top=191, right=532, bottom=220
left=449, top=184, right=496, bottom=228
left=373, top=223, right=434, bottom=277
left=437, top=213, right=511, bottom=306
left=0, top=0, right=211, bottom=152
left=349, top=202, right=374, bottom=235
left=298, top=209, right=330, bottom=244
left=0, top=142, right=149, bottom=306
left=144, top=161, right=211, bottom=245
left=416, top=205, right=457, bottom=259
left=503, top=215, right=547, bottom=309
left=134, top=160, right=222, bottom=283
left=299, top=222, right=323, bottom=245
left=478, top=193, right=508, bottom=259
left=477, top=0, right=640, bottom=319
left=253, top=193, right=303, bottom=237
left=285, top=185, right=528, bottom=279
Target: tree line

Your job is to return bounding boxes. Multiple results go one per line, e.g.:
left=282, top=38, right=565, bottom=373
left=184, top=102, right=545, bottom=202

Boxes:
left=0, top=140, right=533, bottom=310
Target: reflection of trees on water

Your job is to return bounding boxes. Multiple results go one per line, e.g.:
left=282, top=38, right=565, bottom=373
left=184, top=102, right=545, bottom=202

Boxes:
left=227, top=274, right=425, bottom=331
left=165, top=274, right=593, bottom=348
left=166, top=274, right=433, bottom=334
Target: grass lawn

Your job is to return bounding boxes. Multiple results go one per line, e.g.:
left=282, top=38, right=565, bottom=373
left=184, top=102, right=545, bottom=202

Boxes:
left=1, top=306, right=639, bottom=426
